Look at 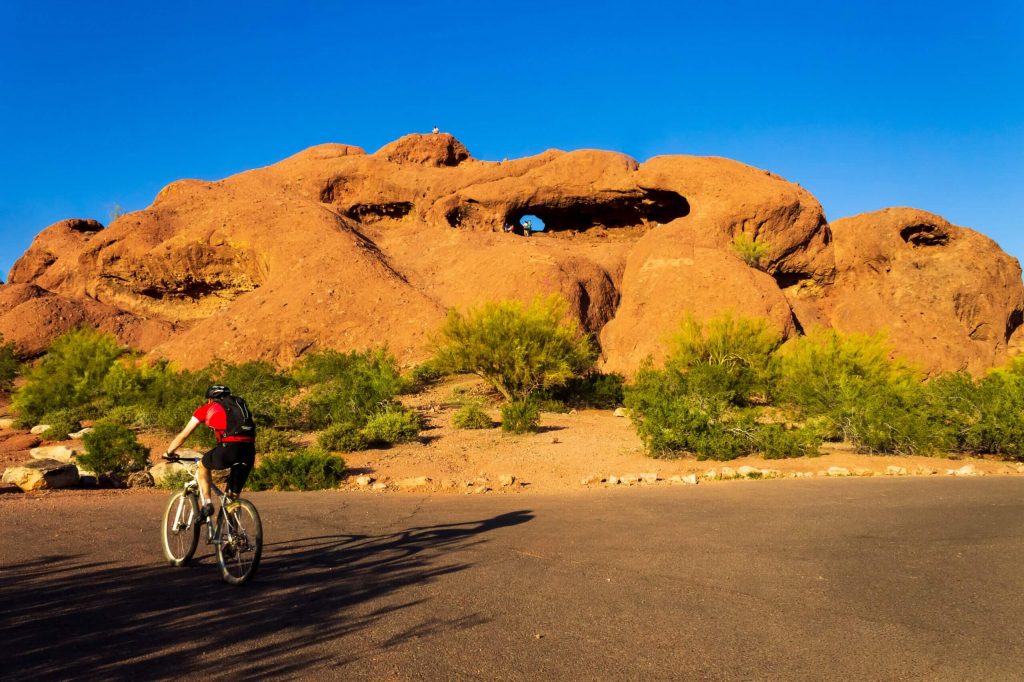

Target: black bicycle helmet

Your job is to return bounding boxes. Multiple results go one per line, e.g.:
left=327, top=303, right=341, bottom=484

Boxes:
left=205, top=384, right=231, bottom=399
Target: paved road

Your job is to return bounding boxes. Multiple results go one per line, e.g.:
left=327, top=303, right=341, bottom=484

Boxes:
left=2, top=479, right=1024, bottom=680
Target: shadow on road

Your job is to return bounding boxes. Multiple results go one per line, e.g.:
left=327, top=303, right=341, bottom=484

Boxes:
left=0, top=510, right=533, bottom=679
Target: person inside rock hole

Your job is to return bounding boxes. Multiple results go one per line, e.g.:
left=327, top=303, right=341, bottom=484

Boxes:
left=520, top=219, right=532, bottom=236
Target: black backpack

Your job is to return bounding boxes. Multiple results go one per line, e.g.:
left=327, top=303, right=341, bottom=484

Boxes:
left=216, top=396, right=257, bottom=440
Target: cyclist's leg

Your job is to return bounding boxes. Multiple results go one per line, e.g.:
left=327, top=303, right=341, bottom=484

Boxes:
left=226, top=442, right=256, bottom=496
left=199, top=444, right=228, bottom=511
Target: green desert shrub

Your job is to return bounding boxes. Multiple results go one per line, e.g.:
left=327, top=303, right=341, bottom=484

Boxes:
left=543, top=372, right=625, bottom=409
left=452, top=401, right=493, bottom=429
left=937, top=362, right=1024, bottom=458
left=0, top=336, right=19, bottom=391
left=78, top=422, right=149, bottom=476
left=209, top=360, right=298, bottom=428
left=501, top=398, right=540, bottom=434
left=407, top=360, right=445, bottom=390
left=316, top=422, right=370, bottom=452
left=38, top=408, right=82, bottom=441
left=775, top=329, right=938, bottom=454
left=294, top=349, right=407, bottom=429
left=433, top=296, right=597, bottom=402
left=248, top=447, right=346, bottom=491
left=361, top=406, right=422, bottom=446
left=668, top=313, right=781, bottom=406
left=257, top=428, right=302, bottom=454
left=731, top=233, right=771, bottom=268
left=13, top=328, right=124, bottom=425
left=155, top=467, right=193, bottom=491
left=755, top=423, right=824, bottom=459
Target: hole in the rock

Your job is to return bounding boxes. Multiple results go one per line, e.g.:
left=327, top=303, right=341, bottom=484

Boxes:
left=505, top=189, right=689, bottom=233
left=900, top=224, right=949, bottom=247
left=520, top=215, right=545, bottom=233
left=1006, top=309, right=1024, bottom=341
left=345, top=202, right=413, bottom=223
left=773, top=271, right=811, bottom=289
left=138, top=279, right=240, bottom=301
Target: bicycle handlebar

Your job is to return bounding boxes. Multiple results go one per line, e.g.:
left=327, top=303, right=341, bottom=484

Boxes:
left=163, top=454, right=201, bottom=463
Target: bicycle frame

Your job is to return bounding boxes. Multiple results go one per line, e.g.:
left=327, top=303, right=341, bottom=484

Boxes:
left=167, top=456, right=234, bottom=546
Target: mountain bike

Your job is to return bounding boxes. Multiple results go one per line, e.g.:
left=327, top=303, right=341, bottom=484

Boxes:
left=160, top=454, right=263, bottom=585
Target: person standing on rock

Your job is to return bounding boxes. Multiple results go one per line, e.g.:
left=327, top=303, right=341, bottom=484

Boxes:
left=163, top=385, right=257, bottom=520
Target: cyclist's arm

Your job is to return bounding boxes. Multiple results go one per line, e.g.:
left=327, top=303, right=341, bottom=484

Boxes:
left=165, top=417, right=201, bottom=455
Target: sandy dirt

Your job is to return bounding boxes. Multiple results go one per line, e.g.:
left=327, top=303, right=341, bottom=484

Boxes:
left=2, top=377, right=1022, bottom=499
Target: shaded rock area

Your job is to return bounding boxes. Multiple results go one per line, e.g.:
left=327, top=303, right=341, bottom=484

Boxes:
left=2, top=132, right=1021, bottom=374
left=2, top=458, right=79, bottom=492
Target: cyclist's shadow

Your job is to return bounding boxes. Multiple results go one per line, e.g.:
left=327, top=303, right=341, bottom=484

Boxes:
left=258, top=509, right=535, bottom=578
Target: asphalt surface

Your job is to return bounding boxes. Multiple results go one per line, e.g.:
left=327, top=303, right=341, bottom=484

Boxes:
left=2, top=478, right=1024, bottom=681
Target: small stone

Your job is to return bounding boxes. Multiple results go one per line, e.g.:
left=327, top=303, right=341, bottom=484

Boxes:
left=550, top=437, right=560, bottom=444
left=568, top=409, right=578, bottom=415
left=581, top=475, right=599, bottom=486
left=681, top=474, right=698, bottom=485
left=354, top=474, right=374, bottom=487
left=719, top=467, right=737, bottom=479
left=607, top=475, right=620, bottom=485
left=853, top=468, right=873, bottom=477
left=951, top=464, right=979, bottom=477
left=613, top=407, right=628, bottom=418
left=68, top=427, right=94, bottom=440
left=638, top=472, right=658, bottom=484
left=127, top=471, right=154, bottom=488
left=703, top=468, right=719, bottom=480
left=471, top=485, right=491, bottom=494
left=30, top=424, right=52, bottom=435
left=396, top=476, right=431, bottom=490
left=917, top=466, right=938, bottom=475
left=620, top=474, right=639, bottom=485
left=29, top=445, right=77, bottom=463
left=498, top=474, right=516, bottom=487
left=737, top=466, right=761, bottom=477
left=827, top=467, right=851, bottom=477
left=886, top=466, right=907, bottom=476
left=0, top=418, right=15, bottom=430
left=371, top=482, right=388, bottom=491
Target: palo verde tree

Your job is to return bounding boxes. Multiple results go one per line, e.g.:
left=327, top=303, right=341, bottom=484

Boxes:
left=433, top=296, right=597, bottom=402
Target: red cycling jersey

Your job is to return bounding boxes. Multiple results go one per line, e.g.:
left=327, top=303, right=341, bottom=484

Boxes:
left=192, top=402, right=255, bottom=443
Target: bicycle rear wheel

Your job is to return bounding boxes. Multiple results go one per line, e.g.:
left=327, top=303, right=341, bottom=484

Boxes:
left=162, top=491, right=200, bottom=566
left=216, top=498, right=262, bottom=585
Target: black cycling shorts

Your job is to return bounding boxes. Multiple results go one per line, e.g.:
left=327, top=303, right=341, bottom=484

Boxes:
left=202, top=441, right=256, bottom=495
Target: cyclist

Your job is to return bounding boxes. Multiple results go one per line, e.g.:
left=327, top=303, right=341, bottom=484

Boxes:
left=164, top=385, right=256, bottom=521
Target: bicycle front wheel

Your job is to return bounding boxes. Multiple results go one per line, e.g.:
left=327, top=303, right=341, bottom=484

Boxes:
left=162, top=491, right=200, bottom=566
left=216, top=498, right=262, bottom=585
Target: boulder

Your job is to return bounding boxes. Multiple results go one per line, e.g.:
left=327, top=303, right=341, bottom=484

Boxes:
left=69, top=427, right=94, bottom=440
left=886, top=466, right=908, bottom=476
left=30, top=424, right=52, bottom=435
left=498, top=474, right=516, bottom=487
left=4, top=134, right=1019, bottom=379
left=149, top=460, right=189, bottom=486
left=737, top=466, right=761, bottom=477
left=607, top=475, right=620, bottom=485
left=395, top=476, right=431, bottom=490
left=814, top=208, right=1024, bottom=375
left=827, top=467, right=851, bottom=477
left=353, top=474, right=374, bottom=487
left=2, top=459, right=80, bottom=491
left=613, top=407, right=629, bottom=418
left=719, top=467, right=737, bottom=479
left=127, top=471, right=154, bottom=488
left=0, top=433, right=41, bottom=453
left=29, top=445, right=77, bottom=463
left=371, top=482, right=388, bottom=491
left=0, top=418, right=15, bottom=430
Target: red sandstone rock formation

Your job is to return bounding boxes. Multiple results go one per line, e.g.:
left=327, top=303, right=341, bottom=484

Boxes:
left=2, top=133, right=1020, bottom=375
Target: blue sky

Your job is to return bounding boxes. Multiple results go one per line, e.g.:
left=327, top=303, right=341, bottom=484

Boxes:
left=1, top=0, right=1021, bottom=279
